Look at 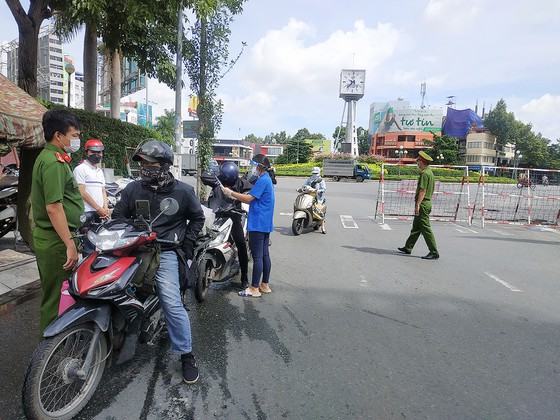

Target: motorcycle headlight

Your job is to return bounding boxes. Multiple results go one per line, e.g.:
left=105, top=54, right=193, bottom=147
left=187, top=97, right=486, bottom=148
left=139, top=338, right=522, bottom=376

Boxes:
left=87, top=228, right=138, bottom=251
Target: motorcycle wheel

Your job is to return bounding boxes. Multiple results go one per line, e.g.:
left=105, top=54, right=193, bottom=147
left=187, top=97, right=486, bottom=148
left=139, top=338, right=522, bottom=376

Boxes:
left=22, top=323, right=107, bottom=420
left=292, top=219, right=304, bottom=236
left=195, top=258, right=212, bottom=302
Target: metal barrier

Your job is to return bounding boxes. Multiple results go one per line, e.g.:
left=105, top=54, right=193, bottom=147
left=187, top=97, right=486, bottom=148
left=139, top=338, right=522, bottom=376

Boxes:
left=375, top=163, right=560, bottom=227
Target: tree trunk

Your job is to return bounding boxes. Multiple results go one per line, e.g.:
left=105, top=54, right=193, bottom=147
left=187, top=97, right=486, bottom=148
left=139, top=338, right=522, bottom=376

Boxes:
left=17, top=23, right=40, bottom=96
left=110, top=49, right=121, bottom=119
left=196, top=16, right=208, bottom=198
left=83, top=21, right=98, bottom=111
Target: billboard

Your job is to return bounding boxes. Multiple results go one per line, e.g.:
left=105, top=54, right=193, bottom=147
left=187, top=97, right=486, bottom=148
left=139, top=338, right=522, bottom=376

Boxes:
left=369, top=102, right=443, bottom=135
left=137, top=103, right=153, bottom=127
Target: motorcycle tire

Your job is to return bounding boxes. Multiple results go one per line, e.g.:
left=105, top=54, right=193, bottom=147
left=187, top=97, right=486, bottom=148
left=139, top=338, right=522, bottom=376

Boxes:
left=195, top=258, right=212, bottom=302
left=22, top=323, right=107, bottom=420
left=292, top=219, right=304, bottom=236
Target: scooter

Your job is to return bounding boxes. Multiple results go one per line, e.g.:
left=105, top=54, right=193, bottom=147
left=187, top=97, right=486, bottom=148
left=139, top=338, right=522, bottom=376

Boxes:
left=0, top=164, right=19, bottom=238
left=22, top=198, right=180, bottom=420
left=106, top=177, right=134, bottom=209
left=292, top=185, right=326, bottom=235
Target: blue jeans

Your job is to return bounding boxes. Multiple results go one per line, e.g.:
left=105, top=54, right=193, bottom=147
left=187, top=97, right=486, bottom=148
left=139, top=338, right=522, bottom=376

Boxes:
left=248, top=231, right=271, bottom=288
left=155, top=251, right=192, bottom=354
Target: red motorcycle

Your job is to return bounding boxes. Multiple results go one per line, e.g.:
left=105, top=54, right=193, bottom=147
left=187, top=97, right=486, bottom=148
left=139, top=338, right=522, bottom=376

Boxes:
left=22, top=198, right=180, bottom=420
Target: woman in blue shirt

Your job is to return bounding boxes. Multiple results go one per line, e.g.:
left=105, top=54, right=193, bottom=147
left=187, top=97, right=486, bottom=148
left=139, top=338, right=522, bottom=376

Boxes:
left=222, top=154, right=275, bottom=297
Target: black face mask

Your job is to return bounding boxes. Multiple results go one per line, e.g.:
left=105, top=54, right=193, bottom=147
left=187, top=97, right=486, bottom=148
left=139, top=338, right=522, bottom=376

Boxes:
left=140, top=164, right=172, bottom=189
left=86, top=154, right=102, bottom=164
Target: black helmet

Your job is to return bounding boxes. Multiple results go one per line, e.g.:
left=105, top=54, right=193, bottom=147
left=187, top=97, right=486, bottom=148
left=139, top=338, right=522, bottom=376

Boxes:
left=251, top=154, right=271, bottom=169
left=218, top=161, right=239, bottom=187
left=132, top=139, right=174, bottom=165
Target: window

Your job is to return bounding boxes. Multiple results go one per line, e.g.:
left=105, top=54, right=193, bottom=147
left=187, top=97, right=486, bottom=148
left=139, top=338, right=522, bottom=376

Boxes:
left=51, top=56, right=62, bottom=62
left=50, top=89, right=63, bottom=95
left=52, top=81, right=63, bottom=86
left=49, top=47, right=62, bottom=54
left=52, top=64, right=63, bottom=70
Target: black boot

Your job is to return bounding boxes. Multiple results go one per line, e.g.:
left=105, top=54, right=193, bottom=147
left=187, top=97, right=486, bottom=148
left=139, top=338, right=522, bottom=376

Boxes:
left=181, top=352, right=199, bottom=384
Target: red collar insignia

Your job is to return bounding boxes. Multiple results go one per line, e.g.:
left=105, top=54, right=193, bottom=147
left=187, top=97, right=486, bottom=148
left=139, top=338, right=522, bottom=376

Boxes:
left=55, top=152, right=71, bottom=163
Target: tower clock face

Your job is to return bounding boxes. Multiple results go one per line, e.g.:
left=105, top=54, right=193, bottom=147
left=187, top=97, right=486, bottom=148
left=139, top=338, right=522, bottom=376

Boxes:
left=340, top=69, right=366, bottom=96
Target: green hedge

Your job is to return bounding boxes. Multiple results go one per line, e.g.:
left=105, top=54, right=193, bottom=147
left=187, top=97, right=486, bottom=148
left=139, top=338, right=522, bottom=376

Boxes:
left=274, top=162, right=382, bottom=177
left=45, top=104, right=168, bottom=175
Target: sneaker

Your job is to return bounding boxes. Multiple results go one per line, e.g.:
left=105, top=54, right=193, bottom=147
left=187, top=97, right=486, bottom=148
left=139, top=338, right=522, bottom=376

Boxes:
left=181, top=352, right=199, bottom=384
left=397, top=247, right=411, bottom=255
left=421, top=253, right=440, bottom=260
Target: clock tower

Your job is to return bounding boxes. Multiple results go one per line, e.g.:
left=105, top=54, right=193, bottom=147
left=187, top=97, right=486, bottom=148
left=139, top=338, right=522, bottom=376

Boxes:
left=337, top=69, right=366, bottom=157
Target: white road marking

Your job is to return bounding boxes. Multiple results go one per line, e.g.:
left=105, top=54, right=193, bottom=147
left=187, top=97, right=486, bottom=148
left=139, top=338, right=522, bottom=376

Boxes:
left=490, top=229, right=513, bottom=237
left=359, top=275, right=368, bottom=287
left=340, top=215, right=359, bottom=229
left=452, top=223, right=478, bottom=234
left=279, top=212, right=293, bottom=216
left=379, top=223, right=392, bottom=230
left=484, top=272, right=522, bottom=292
left=539, top=227, right=560, bottom=235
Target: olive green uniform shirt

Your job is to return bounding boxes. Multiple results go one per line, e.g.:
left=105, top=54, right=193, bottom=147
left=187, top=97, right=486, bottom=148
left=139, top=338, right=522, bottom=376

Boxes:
left=31, top=143, right=84, bottom=232
left=415, top=167, right=435, bottom=202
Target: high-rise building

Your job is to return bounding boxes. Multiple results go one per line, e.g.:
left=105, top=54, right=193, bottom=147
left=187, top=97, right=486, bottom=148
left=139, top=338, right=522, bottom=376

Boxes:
left=99, top=54, right=146, bottom=107
left=3, top=24, right=65, bottom=104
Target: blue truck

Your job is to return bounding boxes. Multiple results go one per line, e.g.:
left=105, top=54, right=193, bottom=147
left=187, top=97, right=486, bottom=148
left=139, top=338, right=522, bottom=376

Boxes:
left=322, top=159, right=371, bottom=182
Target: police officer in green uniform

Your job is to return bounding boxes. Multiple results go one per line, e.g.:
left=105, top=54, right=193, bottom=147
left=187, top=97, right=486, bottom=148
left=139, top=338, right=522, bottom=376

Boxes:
left=398, top=151, right=439, bottom=260
left=31, top=110, right=84, bottom=331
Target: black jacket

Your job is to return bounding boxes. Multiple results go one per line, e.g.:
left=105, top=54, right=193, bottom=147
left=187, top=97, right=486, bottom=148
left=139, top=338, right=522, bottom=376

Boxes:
left=112, top=178, right=205, bottom=250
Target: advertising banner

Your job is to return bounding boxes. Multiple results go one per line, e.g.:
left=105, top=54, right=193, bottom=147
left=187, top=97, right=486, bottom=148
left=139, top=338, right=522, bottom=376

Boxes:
left=369, top=103, right=443, bottom=135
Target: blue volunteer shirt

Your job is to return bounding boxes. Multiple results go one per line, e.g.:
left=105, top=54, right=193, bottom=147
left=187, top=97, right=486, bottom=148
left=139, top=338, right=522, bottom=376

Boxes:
left=248, top=171, right=275, bottom=232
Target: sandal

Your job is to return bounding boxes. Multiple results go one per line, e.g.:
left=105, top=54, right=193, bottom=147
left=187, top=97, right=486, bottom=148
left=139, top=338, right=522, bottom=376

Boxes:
left=238, top=287, right=261, bottom=297
left=259, top=284, right=272, bottom=294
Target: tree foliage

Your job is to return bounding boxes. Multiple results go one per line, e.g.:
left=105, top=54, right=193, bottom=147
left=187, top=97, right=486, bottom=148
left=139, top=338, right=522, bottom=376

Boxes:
left=264, top=131, right=291, bottom=144
left=242, top=133, right=264, bottom=144
left=425, top=134, right=460, bottom=165
left=154, top=109, right=177, bottom=143
left=333, top=126, right=370, bottom=155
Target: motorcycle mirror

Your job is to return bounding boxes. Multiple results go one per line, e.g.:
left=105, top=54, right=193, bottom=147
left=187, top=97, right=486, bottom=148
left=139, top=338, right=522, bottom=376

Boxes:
left=159, top=197, right=179, bottom=216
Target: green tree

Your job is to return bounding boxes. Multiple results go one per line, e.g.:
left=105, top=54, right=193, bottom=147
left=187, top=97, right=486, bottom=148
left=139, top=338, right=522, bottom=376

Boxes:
left=484, top=99, right=517, bottom=148
left=184, top=0, right=245, bottom=195
left=154, top=109, right=177, bottom=143
left=264, top=131, right=290, bottom=144
left=277, top=140, right=312, bottom=164
left=6, top=0, right=53, bottom=96
left=333, top=126, right=370, bottom=155
left=243, top=133, right=264, bottom=144
left=425, top=134, right=460, bottom=165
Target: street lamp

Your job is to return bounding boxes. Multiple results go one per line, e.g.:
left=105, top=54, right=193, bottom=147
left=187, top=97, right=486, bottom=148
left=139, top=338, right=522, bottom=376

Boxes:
left=437, top=153, right=444, bottom=164
left=513, top=150, right=522, bottom=179
left=64, top=62, right=75, bottom=108
left=395, top=145, right=408, bottom=177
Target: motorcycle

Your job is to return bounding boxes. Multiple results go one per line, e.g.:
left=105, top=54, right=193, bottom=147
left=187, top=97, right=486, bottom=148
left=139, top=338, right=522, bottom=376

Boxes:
left=292, top=185, right=326, bottom=235
left=106, top=177, right=134, bottom=209
left=0, top=178, right=17, bottom=239
left=22, top=198, right=180, bottom=420
left=191, top=173, right=250, bottom=302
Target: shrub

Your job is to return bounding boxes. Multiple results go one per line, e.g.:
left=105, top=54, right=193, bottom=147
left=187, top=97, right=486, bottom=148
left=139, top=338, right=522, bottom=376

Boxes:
left=45, top=103, right=167, bottom=175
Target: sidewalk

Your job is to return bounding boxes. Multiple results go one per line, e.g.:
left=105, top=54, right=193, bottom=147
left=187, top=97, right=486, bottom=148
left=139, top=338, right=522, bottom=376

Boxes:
left=0, top=236, right=40, bottom=306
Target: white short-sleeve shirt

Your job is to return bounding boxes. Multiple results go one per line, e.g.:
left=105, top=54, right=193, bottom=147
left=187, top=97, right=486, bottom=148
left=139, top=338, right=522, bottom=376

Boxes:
left=73, top=160, right=106, bottom=212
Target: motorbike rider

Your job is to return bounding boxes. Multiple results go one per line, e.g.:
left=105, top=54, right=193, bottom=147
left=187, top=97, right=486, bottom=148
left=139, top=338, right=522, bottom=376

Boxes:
left=303, top=166, right=326, bottom=204
left=112, top=140, right=205, bottom=384
left=216, top=161, right=252, bottom=289
left=73, top=138, right=109, bottom=255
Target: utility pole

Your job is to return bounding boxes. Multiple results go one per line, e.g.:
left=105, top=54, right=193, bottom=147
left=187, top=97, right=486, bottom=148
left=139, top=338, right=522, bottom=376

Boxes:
left=174, top=1, right=183, bottom=150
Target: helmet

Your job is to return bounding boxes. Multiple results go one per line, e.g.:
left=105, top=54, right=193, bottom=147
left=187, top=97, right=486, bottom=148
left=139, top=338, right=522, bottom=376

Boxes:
left=132, top=139, right=174, bottom=165
left=251, top=154, right=271, bottom=169
left=85, top=138, right=104, bottom=152
left=311, top=166, right=320, bottom=175
left=218, top=161, right=239, bottom=187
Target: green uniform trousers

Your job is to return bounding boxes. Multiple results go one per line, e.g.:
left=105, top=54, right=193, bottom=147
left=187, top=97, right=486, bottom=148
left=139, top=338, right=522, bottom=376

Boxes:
left=33, top=228, right=70, bottom=332
left=404, top=201, right=438, bottom=254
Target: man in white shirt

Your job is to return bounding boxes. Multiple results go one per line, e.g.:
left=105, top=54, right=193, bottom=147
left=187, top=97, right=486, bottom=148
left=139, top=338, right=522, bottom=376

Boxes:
left=73, top=138, right=108, bottom=254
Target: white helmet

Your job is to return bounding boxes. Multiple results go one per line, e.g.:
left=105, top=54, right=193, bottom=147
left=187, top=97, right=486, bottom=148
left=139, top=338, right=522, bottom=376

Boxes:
left=311, top=166, right=321, bottom=175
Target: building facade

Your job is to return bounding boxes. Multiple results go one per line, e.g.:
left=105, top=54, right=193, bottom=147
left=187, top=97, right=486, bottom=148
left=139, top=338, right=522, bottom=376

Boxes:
left=212, top=139, right=253, bottom=168
left=254, top=144, right=284, bottom=163
left=99, top=54, right=146, bottom=107
left=4, top=24, right=65, bottom=104
left=368, top=100, right=443, bottom=163
left=464, top=129, right=515, bottom=168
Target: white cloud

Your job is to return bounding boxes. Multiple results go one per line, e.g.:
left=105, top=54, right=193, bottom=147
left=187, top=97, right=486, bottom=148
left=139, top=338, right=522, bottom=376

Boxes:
left=220, top=19, right=401, bottom=136
left=515, top=94, right=560, bottom=140
left=424, top=0, right=481, bottom=28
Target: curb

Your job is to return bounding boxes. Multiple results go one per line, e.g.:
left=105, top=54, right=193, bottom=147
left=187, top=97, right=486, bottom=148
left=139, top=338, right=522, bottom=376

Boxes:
left=0, top=279, right=41, bottom=314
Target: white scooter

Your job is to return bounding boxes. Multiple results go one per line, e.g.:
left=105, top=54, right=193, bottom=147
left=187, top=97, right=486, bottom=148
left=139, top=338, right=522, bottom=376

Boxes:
left=292, top=185, right=326, bottom=235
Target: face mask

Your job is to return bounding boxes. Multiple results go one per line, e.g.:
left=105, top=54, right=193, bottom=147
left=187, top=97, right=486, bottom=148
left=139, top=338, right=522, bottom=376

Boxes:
left=87, top=154, right=102, bottom=164
left=65, top=137, right=81, bottom=154
left=250, top=165, right=259, bottom=176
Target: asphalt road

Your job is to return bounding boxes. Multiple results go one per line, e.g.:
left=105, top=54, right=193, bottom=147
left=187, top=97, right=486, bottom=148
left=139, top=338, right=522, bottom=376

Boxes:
left=1, top=177, right=560, bottom=419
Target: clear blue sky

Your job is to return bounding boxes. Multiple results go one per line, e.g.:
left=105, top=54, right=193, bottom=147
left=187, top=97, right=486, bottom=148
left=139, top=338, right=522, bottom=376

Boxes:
left=2, top=0, right=559, bottom=140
